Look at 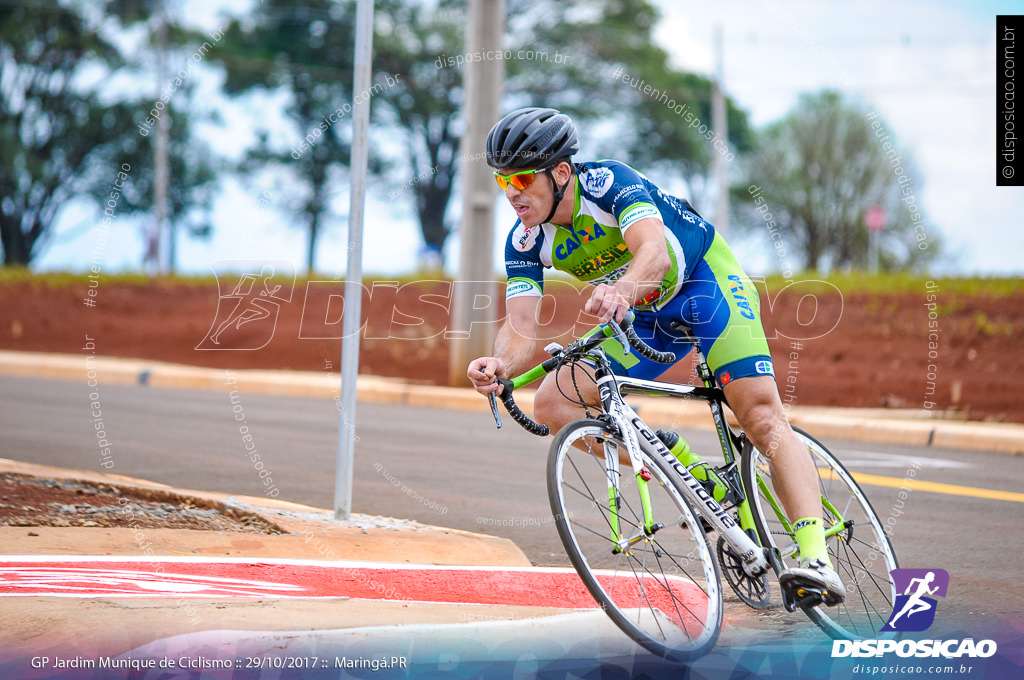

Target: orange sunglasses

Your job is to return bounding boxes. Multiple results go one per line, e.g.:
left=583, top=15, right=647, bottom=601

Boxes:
left=493, top=166, right=552, bottom=191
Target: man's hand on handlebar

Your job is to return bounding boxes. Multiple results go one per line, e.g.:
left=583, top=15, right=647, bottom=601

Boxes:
left=467, top=356, right=508, bottom=396
left=584, top=283, right=631, bottom=324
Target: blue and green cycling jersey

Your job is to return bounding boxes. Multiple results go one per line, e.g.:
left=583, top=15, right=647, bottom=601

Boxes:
left=503, top=158, right=774, bottom=386
left=503, top=159, right=715, bottom=312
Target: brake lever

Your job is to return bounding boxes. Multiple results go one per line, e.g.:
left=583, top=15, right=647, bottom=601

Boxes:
left=488, top=391, right=502, bottom=429
left=607, top=317, right=631, bottom=355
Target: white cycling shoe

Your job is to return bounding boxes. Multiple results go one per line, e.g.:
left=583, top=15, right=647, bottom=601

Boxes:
left=779, top=558, right=847, bottom=606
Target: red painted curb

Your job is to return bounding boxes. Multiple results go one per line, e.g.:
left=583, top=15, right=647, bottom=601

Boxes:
left=0, top=557, right=707, bottom=620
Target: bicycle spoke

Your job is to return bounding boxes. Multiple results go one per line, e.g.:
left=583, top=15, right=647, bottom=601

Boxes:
left=549, top=421, right=721, bottom=660
left=743, top=427, right=899, bottom=641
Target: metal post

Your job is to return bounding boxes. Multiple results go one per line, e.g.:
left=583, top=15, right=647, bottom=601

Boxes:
left=153, top=6, right=169, bottom=275
left=335, top=0, right=375, bottom=521
left=868, top=230, right=879, bottom=274
left=447, top=0, right=505, bottom=386
left=712, top=23, right=729, bottom=236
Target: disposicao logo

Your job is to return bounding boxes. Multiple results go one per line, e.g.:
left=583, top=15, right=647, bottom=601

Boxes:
left=882, top=568, right=948, bottom=632
left=832, top=568, right=997, bottom=659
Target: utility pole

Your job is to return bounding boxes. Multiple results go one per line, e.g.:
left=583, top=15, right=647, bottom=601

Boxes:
left=711, top=23, right=729, bottom=236
left=334, top=0, right=375, bottom=521
left=865, top=205, right=886, bottom=275
left=152, top=5, right=170, bottom=275
left=448, top=0, right=505, bottom=386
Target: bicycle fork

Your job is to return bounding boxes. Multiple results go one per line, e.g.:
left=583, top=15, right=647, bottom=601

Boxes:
left=603, top=411, right=662, bottom=555
left=600, top=386, right=769, bottom=577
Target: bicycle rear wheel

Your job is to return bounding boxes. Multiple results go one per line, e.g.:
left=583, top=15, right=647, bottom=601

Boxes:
left=741, top=426, right=899, bottom=640
left=548, top=419, right=723, bottom=661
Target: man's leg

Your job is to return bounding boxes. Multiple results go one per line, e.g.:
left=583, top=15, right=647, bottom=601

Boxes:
left=723, top=375, right=820, bottom=524
left=724, top=374, right=846, bottom=601
left=534, top=365, right=646, bottom=464
left=533, top=365, right=600, bottom=435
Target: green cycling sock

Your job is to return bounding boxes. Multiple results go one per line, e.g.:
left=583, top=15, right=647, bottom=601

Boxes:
left=793, top=517, right=833, bottom=568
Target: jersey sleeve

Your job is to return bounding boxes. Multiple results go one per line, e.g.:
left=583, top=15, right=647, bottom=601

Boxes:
left=504, top=221, right=544, bottom=300
left=582, top=161, right=662, bottom=233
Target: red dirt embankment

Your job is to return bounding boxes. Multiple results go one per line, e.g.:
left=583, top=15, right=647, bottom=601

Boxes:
left=1, top=275, right=1021, bottom=422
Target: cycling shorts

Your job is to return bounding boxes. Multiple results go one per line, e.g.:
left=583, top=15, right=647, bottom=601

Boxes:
left=593, top=232, right=775, bottom=387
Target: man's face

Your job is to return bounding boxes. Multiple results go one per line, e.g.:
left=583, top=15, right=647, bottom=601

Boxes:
left=495, top=162, right=571, bottom=228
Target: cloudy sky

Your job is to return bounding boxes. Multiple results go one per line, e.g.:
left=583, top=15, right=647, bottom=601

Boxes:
left=36, top=0, right=1023, bottom=277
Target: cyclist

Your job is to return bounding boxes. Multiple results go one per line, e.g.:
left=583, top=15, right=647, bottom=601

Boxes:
left=467, top=107, right=845, bottom=604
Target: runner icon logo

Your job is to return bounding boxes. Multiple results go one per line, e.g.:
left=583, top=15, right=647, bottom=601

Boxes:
left=197, top=261, right=296, bottom=351
left=881, top=568, right=949, bottom=632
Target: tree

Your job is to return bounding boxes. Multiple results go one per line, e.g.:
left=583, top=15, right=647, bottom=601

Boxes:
left=736, top=90, right=938, bottom=272
left=209, top=0, right=753, bottom=272
left=0, top=1, right=127, bottom=266
left=107, top=0, right=220, bottom=273
left=507, top=0, right=753, bottom=201
left=0, top=0, right=218, bottom=269
left=372, top=0, right=463, bottom=265
left=372, top=0, right=754, bottom=264
left=214, top=0, right=359, bottom=274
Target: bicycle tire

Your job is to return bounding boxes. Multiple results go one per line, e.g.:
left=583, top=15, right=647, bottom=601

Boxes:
left=740, top=426, right=900, bottom=640
left=547, top=419, right=723, bottom=660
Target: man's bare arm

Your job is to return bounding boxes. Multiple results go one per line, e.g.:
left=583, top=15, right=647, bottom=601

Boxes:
left=467, top=296, right=541, bottom=395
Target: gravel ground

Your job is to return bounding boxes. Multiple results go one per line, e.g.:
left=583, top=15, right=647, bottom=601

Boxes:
left=0, top=473, right=283, bottom=533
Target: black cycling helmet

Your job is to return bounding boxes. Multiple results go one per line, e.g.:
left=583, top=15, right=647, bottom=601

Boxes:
left=486, top=107, right=579, bottom=170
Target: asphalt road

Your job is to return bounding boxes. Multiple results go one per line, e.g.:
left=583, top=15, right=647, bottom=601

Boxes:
left=2, top=374, right=1022, bottom=638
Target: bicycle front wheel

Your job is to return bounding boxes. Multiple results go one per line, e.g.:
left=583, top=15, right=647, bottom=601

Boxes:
left=548, top=419, right=723, bottom=661
left=741, top=426, right=899, bottom=640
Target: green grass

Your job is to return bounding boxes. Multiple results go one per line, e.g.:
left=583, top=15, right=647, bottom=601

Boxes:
left=0, top=268, right=466, bottom=289
left=0, top=268, right=221, bottom=288
left=3, top=267, right=1022, bottom=297
left=757, top=272, right=1023, bottom=297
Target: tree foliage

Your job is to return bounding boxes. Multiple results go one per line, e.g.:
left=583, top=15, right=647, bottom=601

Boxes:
left=214, top=0, right=359, bottom=274
left=0, top=0, right=217, bottom=268
left=736, top=91, right=938, bottom=272
left=0, top=1, right=125, bottom=265
left=373, top=0, right=463, bottom=262
left=208, top=0, right=755, bottom=271
left=509, top=0, right=753, bottom=195
left=371, top=0, right=754, bottom=261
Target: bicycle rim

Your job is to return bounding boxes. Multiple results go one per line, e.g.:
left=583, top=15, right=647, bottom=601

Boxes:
left=742, top=426, right=899, bottom=640
left=548, top=419, right=722, bottom=660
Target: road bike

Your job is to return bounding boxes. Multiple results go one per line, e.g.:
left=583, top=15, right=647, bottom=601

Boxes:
left=485, top=314, right=899, bottom=660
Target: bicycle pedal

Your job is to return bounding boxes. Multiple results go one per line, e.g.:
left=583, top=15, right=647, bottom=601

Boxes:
left=780, top=583, right=821, bottom=612
left=780, top=580, right=839, bottom=610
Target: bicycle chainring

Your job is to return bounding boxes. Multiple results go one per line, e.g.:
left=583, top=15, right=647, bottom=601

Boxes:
left=717, top=535, right=778, bottom=610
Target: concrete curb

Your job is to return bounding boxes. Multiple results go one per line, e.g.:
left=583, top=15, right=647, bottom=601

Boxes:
left=0, top=456, right=532, bottom=567
left=2, top=350, right=1022, bottom=454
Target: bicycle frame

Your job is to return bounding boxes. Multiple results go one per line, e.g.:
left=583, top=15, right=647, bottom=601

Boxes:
left=590, top=350, right=769, bottom=577
left=495, top=315, right=889, bottom=633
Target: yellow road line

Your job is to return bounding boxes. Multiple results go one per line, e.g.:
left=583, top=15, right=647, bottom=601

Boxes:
left=828, top=470, right=1024, bottom=504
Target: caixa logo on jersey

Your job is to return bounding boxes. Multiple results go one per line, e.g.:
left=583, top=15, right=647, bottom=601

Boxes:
left=832, top=568, right=997, bottom=659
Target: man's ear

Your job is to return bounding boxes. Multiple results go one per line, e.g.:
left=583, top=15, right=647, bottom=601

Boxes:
left=553, top=161, right=573, bottom=183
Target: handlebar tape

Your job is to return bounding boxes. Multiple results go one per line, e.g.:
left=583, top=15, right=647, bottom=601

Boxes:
left=622, top=320, right=676, bottom=364
left=496, top=378, right=550, bottom=437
